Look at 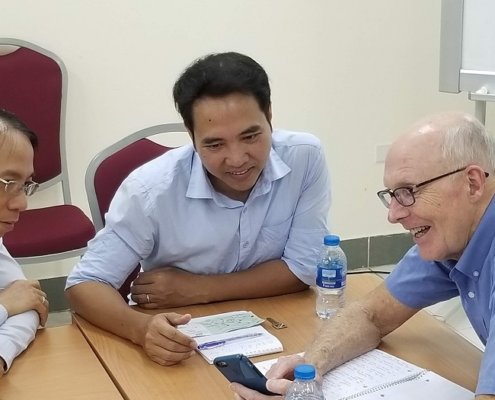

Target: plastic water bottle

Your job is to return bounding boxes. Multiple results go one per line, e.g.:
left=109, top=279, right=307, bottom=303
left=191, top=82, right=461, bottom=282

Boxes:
left=285, top=364, right=325, bottom=400
left=315, top=234, right=347, bottom=319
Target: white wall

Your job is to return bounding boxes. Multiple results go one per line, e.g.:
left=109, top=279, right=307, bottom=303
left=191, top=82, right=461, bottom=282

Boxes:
left=2, top=1, right=495, bottom=277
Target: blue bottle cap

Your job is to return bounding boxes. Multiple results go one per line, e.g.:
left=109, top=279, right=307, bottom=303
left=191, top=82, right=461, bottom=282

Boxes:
left=294, top=364, right=317, bottom=380
left=323, top=234, right=340, bottom=246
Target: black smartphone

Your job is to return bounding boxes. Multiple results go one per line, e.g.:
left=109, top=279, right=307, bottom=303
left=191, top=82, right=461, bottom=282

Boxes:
left=214, top=354, right=275, bottom=396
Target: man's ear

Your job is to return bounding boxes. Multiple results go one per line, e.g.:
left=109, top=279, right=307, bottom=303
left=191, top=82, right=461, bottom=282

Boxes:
left=187, top=129, right=195, bottom=148
left=267, top=104, right=272, bottom=123
left=466, top=166, right=487, bottom=199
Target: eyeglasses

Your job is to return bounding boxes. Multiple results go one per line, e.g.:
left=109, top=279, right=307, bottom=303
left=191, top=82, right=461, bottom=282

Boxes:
left=377, top=167, right=489, bottom=208
left=0, top=178, right=39, bottom=197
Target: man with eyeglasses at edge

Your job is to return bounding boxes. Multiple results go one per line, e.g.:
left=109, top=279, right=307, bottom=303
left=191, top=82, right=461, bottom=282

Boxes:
left=0, top=109, right=49, bottom=377
left=231, top=111, right=495, bottom=400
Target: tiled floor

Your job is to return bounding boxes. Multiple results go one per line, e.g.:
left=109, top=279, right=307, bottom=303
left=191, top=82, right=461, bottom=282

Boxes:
left=46, top=269, right=485, bottom=352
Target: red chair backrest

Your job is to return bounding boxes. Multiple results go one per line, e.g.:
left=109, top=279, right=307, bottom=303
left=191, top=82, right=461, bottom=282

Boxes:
left=93, top=138, right=173, bottom=222
left=0, top=45, right=63, bottom=183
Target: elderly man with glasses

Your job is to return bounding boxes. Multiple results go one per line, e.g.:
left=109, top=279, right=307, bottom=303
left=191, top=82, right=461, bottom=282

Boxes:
left=0, top=109, right=49, bottom=376
left=232, top=111, right=495, bottom=400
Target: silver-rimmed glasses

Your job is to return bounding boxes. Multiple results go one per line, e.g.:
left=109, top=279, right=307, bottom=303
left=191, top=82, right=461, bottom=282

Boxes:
left=0, top=178, right=39, bottom=196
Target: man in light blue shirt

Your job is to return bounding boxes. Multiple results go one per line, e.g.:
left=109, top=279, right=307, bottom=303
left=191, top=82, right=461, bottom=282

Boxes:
left=66, top=52, right=330, bottom=366
left=232, top=112, right=495, bottom=399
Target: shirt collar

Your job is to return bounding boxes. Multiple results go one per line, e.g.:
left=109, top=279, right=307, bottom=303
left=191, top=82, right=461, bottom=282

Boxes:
left=445, top=194, right=495, bottom=275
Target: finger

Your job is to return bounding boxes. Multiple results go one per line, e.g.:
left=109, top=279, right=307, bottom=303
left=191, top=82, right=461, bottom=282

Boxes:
left=266, top=378, right=291, bottom=395
left=147, top=343, right=195, bottom=366
left=27, top=280, right=42, bottom=289
left=266, top=354, right=303, bottom=379
left=165, top=312, right=192, bottom=327
left=39, top=299, right=49, bottom=326
left=132, top=271, right=156, bottom=285
left=130, top=293, right=152, bottom=305
left=130, top=282, right=153, bottom=295
left=152, top=315, right=197, bottom=348
left=230, top=382, right=280, bottom=400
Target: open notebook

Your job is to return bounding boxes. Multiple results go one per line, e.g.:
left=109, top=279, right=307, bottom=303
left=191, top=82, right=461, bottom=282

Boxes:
left=255, top=349, right=473, bottom=399
left=195, top=325, right=283, bottom=364
left=177, top=311, right=283, bottom=365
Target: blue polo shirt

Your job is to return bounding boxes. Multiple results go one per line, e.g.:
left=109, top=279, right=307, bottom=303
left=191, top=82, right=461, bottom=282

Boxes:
left=386, top=195, right=495, bottom=395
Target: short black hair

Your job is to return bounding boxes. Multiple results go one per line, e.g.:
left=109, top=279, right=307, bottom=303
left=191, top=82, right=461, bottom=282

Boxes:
left=0, top=108, right=38, bottom=148
left=173, top=52, right=271, bottom=135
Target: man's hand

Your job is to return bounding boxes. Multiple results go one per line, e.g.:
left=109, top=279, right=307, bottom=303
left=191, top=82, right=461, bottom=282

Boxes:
left=0, top=280, right=49, bottom=326
left=231, top=354, right=304, bottom=399
left=141, top=312, right=197, bottom=366
left=130, top=268, right=204, bottom=308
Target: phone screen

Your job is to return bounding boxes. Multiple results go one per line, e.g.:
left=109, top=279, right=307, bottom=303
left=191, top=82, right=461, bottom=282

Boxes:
left=214, top=354, right=275, bottom=396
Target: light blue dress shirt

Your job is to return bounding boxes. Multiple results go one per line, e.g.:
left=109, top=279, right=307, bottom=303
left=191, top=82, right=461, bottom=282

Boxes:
left=0, top=238, right=39, bottom=371
left=67, top=130, right=331, bottom=291
left=385, top=195, right=495, bottom=395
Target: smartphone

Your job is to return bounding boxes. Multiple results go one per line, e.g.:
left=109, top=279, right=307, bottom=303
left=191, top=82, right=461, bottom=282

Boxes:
left=214, top=354, right=275, bottom=396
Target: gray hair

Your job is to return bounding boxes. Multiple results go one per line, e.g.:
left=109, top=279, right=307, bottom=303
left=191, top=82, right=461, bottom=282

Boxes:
left=440, top=113, right=495, bottom=173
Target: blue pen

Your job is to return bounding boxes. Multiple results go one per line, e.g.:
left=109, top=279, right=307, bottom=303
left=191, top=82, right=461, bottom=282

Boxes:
left=197, top=332, right=263, bottom=350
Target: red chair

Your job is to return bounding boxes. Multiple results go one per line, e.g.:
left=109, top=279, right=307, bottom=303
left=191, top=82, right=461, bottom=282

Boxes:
left=85, top=123, right=185, bottom=298
left=0, top=38, right=95, bottom=264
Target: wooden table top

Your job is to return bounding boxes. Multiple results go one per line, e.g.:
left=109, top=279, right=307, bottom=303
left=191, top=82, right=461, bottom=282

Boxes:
left=0, top=324, right=123, bottom=400
left=73, top=274, right=482, bottom=400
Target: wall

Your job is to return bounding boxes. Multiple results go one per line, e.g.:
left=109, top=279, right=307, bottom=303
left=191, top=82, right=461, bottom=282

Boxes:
left=2, top=0, right=495, bottom=281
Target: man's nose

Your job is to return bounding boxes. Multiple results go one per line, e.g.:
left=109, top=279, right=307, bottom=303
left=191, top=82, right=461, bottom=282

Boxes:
left=226, top=144, right=249, bottom=167
left=7, top=191, right=28, bottom=212
left=387, top=197, right=409, bottom=224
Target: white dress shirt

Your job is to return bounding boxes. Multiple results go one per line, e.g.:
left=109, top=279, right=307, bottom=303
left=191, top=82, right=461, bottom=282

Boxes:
left=0, top=238, right=39, bottom=372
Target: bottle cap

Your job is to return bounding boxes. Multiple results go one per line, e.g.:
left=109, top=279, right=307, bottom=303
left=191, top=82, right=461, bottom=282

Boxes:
left=323, top=234, right=340, bottom=246
left=294, top=364, right=317, bottom=380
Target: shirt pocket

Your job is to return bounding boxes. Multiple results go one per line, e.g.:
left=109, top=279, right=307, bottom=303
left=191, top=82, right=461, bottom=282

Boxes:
left=253, top=217, right=293, bottom=261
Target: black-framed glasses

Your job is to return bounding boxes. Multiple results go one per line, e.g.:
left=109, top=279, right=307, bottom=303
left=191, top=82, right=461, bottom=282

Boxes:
left=376, top=167, right=490, bottom=208
left=0, top=178, right=39, bottom=197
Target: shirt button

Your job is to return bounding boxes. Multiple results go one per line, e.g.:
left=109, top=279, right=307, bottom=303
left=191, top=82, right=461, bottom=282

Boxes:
left=468, top=291, right=475, bottom=299
left=473, top=271, right=479, bottom=277
left=243, top=242, right=249, bottom=248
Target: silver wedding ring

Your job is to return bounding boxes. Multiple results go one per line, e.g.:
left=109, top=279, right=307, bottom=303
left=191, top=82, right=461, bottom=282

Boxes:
left=146, top=294, right=150, bottom=304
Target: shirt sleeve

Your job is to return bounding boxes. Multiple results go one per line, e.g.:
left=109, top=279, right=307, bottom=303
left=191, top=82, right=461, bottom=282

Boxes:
left=475, top=291, right=495, bottom=395
left=282, top=142, right=331, bottom=285
left=66, top=175, right=153, bottom=290
left=0, top=240, right=39, bottom=371
left=0, top=311, right=39, bottom=371
left=385, top=246, right=459, bottom=309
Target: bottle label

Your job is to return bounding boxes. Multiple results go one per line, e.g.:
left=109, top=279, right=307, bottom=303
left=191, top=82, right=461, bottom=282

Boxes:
left=316, top=264, right=346, bottom=289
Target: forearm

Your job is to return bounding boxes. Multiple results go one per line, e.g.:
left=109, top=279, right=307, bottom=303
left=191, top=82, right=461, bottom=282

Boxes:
left=476, top=395, right=495, bottom=399
left=197, top=260, right=308, bottom=303
left=304, top=301, right=382, bottom=375
left=66, top=281, right=151, bottom=346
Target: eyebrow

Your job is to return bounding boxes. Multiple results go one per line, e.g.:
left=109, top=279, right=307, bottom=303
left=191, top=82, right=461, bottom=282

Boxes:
left=200, top=124, right=262, bottom=145
left=0, top=169, right=34, bottom=180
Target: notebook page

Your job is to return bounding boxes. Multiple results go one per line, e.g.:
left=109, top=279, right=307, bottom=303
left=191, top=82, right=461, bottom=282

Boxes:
left=321, top=349, right=423, bottom=399
left=349, top=370, right=473, bottom=400
left=196, top=325, right=283, bottom=364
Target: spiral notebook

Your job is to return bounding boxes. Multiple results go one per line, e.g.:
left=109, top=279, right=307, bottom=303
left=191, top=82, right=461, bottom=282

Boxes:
left=255, top=349, right=473, bottom=399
